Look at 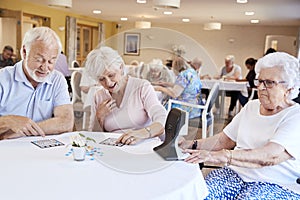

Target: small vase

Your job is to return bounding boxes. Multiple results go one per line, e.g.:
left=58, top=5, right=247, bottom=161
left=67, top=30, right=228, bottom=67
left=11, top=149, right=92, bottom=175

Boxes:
left=72, top=146, right=86, bottom=161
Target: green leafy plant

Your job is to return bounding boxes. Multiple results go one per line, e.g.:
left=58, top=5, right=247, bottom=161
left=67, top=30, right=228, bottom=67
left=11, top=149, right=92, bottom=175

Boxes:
left=78, top=133, right=96, bottom=143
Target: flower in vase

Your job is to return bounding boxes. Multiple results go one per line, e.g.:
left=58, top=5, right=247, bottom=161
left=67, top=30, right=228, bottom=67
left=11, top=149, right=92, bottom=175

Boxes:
left=70, top=134, right=86, bottom=147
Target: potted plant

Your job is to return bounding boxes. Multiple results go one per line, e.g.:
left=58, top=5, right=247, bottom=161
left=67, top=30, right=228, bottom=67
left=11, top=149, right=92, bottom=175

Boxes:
left=70, top=133, right=96, bottom=161
left=70, top=134, right=87, bottom=161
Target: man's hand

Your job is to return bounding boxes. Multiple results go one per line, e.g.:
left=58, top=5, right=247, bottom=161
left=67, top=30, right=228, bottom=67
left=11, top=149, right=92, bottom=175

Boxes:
left=0, top=115, right=45, bottom=139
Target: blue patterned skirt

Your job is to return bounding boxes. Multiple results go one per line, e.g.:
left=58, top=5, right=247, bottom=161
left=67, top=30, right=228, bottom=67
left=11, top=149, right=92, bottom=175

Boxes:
left=204, top=167, right=300, bottom=200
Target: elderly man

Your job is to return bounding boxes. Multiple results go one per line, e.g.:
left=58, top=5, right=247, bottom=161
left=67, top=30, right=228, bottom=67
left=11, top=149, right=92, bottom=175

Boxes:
left=215, top=55, right=242, bottom=117
left=0, top=27, right=74, bottom=140
left=0, top=45, right=15, bottom=69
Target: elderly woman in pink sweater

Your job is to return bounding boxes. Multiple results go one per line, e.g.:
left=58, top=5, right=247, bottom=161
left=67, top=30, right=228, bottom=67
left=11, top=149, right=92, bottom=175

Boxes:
left=85, top=46, right=167, bottom=145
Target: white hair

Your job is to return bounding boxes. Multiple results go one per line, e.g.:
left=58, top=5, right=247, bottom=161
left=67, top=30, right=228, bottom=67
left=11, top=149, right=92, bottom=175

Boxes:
left=84, top=46, right=125, bottom=81
left=191, top=57, right=202, bottom=66
left=149, top=58, right=164, bottom=70
left=255, top=52, right=300, bottom=99
left=130, top=60, right=139, bottom=66
left=225, top=55, right=235, bottom=62
left=20, top=27, right=62, bottom=60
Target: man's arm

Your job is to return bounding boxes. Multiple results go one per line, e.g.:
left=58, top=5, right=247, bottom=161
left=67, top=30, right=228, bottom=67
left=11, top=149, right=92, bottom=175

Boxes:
left=37, top=104, right=74, bottom=135
left=0, top=115, right=46, bottom=139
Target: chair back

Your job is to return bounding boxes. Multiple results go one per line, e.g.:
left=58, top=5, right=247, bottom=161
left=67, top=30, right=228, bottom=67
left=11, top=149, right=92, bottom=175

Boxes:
left=206, top=82, right=219, bottom=114
left=71, top=60, right=80, bottom=68
left=71, top=71, right=82, bottom=104
left=248, top=88, right=258, bottom=100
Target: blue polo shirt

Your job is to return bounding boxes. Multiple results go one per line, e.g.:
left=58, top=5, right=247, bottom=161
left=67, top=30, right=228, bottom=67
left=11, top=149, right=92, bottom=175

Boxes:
left=0, top=61, right=71, bottom=122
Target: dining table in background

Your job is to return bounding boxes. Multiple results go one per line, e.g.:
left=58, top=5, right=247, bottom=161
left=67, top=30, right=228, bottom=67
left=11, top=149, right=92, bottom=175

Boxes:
left=0, top=131, right=208, bottom=200
left=201, top=79, right=248, bottom=118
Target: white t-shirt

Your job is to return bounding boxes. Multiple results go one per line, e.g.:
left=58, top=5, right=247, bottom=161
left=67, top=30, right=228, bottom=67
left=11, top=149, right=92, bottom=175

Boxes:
left=220, top=64, right=242, bottom=79
left=224, top=99, right=300, bottom=194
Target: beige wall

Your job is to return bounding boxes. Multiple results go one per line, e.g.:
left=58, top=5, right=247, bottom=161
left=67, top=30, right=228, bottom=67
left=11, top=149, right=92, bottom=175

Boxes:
left=1, top=0, right=299, bottom=77
left=0, top=18, right=17, bottom=51
left=109, top=22, right=299, bottom=77
left=1, top=0, right=115, bottom=52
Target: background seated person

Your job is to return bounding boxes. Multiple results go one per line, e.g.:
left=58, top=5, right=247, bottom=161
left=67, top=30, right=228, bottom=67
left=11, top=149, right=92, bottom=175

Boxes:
left=0, top=27, right=74, bottom=140
left=188, top=57, right=210, bottom=100
left=264, top=47, right=277, bottom=55
left=180, top=52, right=300, bottom=199
left=188, top=57, right=210, bottom=80
left=145, top=58, right=175, bottom=84
left=55, top=51, right=72, bottom=94
left=215, top=55, right=242, bottom=117
left=154, top=56, right=204, bottom=119
left=237, top=57, right=258, bottom=106
left=0, top=45, right=15, bottom=69
left=85, top=46, right=167, bottom=145
left=124, top=60, right=140, bottom=78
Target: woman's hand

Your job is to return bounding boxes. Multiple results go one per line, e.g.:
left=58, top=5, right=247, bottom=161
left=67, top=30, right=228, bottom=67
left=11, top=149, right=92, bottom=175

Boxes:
left=96, top=99, right=116, bottom=119
left=178, top=137, right=193, bottom=150
left=116, top=130, right=144, bottom=145
left=183, top=149, right=230, bottom=165
left=153, top=85, right=163, bottom=92
left=153, top=81, right=173, bottom=88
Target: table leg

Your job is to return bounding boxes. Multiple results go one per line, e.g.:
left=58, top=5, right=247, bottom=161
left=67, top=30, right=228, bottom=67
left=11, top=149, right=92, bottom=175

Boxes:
left=220, top=90, right=225, bottom=118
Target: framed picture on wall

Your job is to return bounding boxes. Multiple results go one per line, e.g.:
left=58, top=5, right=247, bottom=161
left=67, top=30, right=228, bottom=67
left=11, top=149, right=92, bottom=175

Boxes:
left=124, top=32, right=140, bottom=56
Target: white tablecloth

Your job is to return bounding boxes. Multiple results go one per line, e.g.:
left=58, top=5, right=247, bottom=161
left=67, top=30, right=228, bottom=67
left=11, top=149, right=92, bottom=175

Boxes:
left=201, top=79, right=248, bottom=117
left=202, top=79, right=247, bottom=92
left=0, top=132, right=208, bottom=200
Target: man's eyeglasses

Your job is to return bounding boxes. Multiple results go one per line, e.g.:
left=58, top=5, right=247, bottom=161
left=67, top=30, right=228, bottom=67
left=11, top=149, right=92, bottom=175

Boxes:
left=254, top=79, right=286, bottom=88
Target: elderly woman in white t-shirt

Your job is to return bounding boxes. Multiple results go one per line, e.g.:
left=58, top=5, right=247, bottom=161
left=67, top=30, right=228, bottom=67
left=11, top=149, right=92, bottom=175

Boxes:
left=180, top=52, right=300, bottom=199
left=85, top=46, right=167, bottom=145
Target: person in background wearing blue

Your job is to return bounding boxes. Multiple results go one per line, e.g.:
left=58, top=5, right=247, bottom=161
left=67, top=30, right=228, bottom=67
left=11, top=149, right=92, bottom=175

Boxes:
left=0, top=27, right=74, bottom=140
left=0, top=45, right=15, bottom=69
left=180, top=52, right=300, bottom=199
left=154, top=56, right=203, bottom=119
left=237, top=57, right=257, bottom=106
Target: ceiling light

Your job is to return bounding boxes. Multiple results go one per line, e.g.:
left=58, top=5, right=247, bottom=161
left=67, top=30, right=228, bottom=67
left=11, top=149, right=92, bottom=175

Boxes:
left=245, top=11, right=254, bottom=16
left=120, top=17, right=128, bottom=21
left=135, top=21, right=151, bottom=29
left=204, top=16, right=221, bottom=30
left=137, top=0, right=147, bottom=3
left=48, top=0, right=72, bottom=8
left=93, top=10, right=101, bottom=14
left=153, top=0, right=180, bottom=9
left=236, top=0, right=248, bottom=3
left=163, top=11, right=173, bottom=15
left=182, top=18, right=190, bottom=22
left=204, top=22, right=222, bottom=30
left=250, top=19, right=260, bottom=24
